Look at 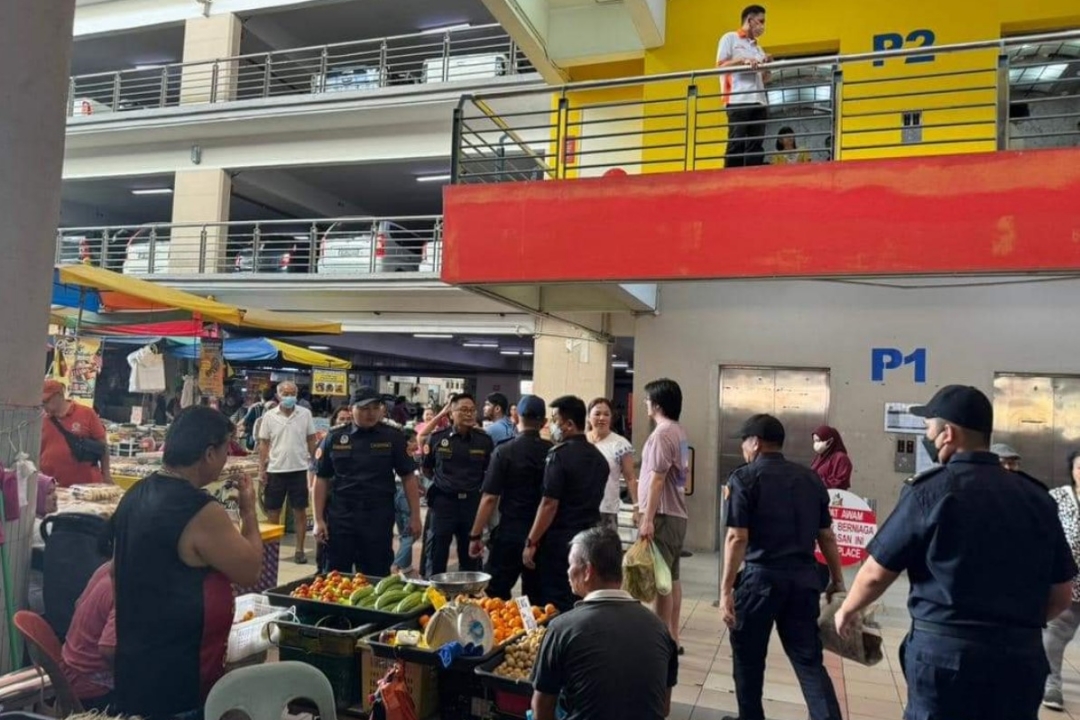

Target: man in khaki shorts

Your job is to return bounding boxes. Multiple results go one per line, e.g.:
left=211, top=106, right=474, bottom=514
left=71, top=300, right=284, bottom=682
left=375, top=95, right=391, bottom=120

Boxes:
left=637, top=378, right=690, bottom=653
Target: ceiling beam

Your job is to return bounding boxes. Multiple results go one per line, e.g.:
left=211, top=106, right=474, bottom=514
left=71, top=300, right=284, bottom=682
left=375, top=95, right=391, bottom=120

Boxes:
left=231, top=168, right=367, bottom=217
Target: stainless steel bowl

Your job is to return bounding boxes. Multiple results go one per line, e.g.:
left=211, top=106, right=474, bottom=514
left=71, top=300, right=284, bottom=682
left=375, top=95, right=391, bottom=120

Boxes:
left=427, top=571, right=492, bottom=597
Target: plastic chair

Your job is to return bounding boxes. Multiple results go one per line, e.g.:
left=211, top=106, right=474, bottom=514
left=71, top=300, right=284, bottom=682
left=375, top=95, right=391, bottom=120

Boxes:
left=204, top=661, right=337, bottom=720
left=12, top=611, right=83, bottom=716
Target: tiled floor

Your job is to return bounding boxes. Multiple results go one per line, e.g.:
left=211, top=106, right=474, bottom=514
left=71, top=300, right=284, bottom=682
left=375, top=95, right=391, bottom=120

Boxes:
left=273, top=533, right=1080, bottom=720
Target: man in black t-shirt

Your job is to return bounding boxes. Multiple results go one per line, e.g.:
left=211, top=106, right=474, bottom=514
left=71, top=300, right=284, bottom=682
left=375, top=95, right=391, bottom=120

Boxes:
left=533, top=526, right=677, bottom=720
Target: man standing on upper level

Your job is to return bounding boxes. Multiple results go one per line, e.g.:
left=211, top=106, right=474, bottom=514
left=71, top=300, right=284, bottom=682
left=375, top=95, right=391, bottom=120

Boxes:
left=717, top=5, right=772, bottom=168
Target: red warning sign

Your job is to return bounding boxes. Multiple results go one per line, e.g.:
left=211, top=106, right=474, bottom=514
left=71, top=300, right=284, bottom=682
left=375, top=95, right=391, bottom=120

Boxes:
left=815, top=490, right=878, bottom=567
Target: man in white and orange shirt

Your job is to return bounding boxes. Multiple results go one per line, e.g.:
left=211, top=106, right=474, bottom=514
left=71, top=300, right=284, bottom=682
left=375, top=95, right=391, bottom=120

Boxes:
left=717, top=5, right=772, bottom=168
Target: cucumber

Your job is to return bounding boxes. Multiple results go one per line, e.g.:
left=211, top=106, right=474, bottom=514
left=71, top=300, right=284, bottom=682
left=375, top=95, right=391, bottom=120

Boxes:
left=394, top=592, right=425, bottom=614
left=358, top=594, right=379, bottom=608
left=375, top=575, right=405, bottom=595
left=349, top=586, right=376, bottom=606
left=374, top=590, right=410, bottom=610
left=403, top=582, right=421, bottom=594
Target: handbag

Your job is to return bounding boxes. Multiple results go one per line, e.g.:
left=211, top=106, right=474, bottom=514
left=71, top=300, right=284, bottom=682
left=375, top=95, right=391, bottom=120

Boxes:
left=49, top=416, right=107, bottom=465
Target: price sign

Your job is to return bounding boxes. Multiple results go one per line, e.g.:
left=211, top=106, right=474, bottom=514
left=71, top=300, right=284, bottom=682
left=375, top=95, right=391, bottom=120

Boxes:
left=815, top=490, right=878, bottom=567
left=516, top=595, right=539, bottom=631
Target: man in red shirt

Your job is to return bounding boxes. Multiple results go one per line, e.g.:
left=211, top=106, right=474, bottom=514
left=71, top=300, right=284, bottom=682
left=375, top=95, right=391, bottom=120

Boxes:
left=62, top=561, right=116, bottom=709
left=40, top=380, right=113, bottom=487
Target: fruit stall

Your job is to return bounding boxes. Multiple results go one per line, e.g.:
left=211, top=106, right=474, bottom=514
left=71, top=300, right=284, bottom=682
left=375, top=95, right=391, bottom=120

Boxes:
left=254, top=570, right=558, bottom=719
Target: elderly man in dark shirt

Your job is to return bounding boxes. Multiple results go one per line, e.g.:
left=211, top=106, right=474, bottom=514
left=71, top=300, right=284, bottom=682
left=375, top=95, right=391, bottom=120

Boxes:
left=532, top=526, right=678, bottom=720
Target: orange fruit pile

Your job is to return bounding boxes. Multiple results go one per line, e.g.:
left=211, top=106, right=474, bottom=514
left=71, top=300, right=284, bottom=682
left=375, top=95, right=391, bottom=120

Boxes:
left=454, top=597, right=558, bottom=646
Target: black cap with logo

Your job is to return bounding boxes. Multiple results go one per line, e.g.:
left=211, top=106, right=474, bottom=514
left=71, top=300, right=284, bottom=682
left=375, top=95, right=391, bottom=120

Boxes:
left=909, top=385, right=993, bottom=436
left=732, top=413, right=786, bottom=445
left=350, top=387, right=381, bottom=408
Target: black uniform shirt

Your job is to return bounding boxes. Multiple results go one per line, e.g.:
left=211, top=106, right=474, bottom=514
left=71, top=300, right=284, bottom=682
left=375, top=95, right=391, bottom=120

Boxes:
left=543, top=435, right=609, bottom=535
left=867, top=451, right=1078, bottom=629
left=423, top=426, right=495, bottom=494
left=482, top=430, right=553, bottom=529
left=725, top=452, right=832, bottom=568
left=315, top=422, right=415, bottom=504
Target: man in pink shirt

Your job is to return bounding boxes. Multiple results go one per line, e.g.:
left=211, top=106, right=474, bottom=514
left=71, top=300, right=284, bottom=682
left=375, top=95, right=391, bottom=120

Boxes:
left=62, top=561, right=116, bottom=709
left=637, top=378, right=690, bottom=652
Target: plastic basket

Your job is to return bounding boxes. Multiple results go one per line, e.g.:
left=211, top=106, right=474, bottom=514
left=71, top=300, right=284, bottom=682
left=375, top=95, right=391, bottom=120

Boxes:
left=227, top=594, right=291, bottom=663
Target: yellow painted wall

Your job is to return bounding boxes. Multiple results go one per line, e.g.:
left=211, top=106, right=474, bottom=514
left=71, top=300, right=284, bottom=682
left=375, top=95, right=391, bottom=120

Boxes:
left=552, top=0, right=1080, bottom=171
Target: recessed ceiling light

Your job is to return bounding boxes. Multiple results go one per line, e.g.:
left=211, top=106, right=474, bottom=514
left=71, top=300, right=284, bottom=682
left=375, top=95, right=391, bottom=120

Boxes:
left=131, top=188, right=173, bottom=196
left=414, top=333, right=453, bottom=339
left=416, top=174, right=452, bottom=183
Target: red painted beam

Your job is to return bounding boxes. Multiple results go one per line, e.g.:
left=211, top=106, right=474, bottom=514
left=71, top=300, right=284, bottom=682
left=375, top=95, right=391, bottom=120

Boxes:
left=441, top=149, right=1080, bottom=284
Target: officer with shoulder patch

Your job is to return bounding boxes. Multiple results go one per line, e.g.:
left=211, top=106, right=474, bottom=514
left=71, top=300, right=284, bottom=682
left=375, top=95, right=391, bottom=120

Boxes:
left=422, top=393, right=495, bottom=576
left=313, top=388, right=421, bottom=577
left=836, top=385, right=1077, bottom=720
left=719, top=413, right=845, bottom=720
left=522, top=395, right=609, bottom=612
left=467, top=395, right=553, bottom=600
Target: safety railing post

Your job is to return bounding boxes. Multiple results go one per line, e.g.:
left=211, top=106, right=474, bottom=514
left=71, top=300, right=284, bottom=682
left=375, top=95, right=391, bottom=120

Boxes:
left=148, top=228, right=158, bottom=275
left=159, top=67, right=169, bottom=108
left=199, top=228, right=208, bottom=273
left=262, top=54, right=273, bottom=98
left=831, top=67, right=843, bottom=161
left=318, top=48, right=329, bottom=93
left=556, top=96, right=570, bottom=180
left=111, top=72, right=121, bottom=111
left=442, top=33, right=451, bottom=82
left=450, top=105, right=464, bottom=183
left=251, top=224, right=261, bottom=272
left=379, top=41, right=389, bottom=87
left=508, top=40, right=519, bottom=75
left=996, top=52, right=1011, bottom=151
left=66, top=78, right=75, bottom=117
left=210, top=62, right=220, bottom=104
left=685, top=82, right=699, bottom=171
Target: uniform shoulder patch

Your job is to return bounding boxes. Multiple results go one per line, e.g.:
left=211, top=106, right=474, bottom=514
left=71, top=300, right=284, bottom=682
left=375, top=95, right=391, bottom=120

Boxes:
left=905, top=465, right=946, bottom=486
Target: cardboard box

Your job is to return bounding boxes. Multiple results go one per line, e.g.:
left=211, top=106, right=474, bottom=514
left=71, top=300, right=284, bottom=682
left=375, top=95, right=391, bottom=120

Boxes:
left=360, top=645, right=439, bottom=719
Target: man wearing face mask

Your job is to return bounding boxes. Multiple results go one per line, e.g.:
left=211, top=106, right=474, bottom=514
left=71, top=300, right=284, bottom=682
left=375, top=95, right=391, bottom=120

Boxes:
left=522, top=395, right=609, bottom=612
left=258, top=380, right=318, bottom=564
left=717, top=4, right=773, bottom=168
left=835, top=385, right=1075, bottom=720
left=720, top=414, right=846, bottom=720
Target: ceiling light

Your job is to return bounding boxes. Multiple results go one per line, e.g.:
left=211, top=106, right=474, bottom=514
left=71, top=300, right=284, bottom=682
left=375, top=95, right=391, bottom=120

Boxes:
left=131, top=188, right=173, bottom=196
left=523, top=351, right=534, bottom=356
left=308, top=345, right=330, bottom=351
left=293, top=235, right=310, bottom=241
left=627, top=368, right=634, bottom=375
left=420, top=23, right=471, bottom=34
left=416, top=174, right=452, bottom=183
left=414, top=333, right=453, bottom=339
left=500, top=350, right=521, bottom=356
left=612, top=361, right=630, bottom=369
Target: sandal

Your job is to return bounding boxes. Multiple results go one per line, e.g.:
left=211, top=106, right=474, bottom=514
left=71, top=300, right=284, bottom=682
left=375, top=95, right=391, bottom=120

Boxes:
left=294, top=550, right=308, bottom=564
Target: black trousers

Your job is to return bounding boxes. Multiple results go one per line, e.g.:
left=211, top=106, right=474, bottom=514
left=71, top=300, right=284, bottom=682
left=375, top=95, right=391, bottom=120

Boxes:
left=484, top=523, right=541, bottom=601
left=729, top=566, right=842, bottom=720
left=900, top=626, right=1046, bottom=720
left=725, top=104, right=768, bottom=168
left=324, top=502, right=395, bottom=577
left=418, top=507, right=434, bottom=578
left=426, top=489, right=481, bottom=576
left=535, top=530, right=578, bottom=613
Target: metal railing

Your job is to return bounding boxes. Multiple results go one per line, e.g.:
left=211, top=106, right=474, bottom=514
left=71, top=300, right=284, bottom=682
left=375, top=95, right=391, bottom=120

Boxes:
left=68, top=24, right=532, bottom=116
left=55, top=216, right=444, bottom=278
left=451, top=30, right=1080, bottom=183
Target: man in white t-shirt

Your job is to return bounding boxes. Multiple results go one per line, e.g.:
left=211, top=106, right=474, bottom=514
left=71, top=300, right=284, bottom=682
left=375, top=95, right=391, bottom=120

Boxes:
left=716, top=4, right=772, bottom=168
left=258, top=381, right=318, bottom=563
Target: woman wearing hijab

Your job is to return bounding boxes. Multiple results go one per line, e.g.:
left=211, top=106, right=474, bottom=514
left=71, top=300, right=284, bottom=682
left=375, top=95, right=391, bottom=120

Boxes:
left=810, top=425, right=852, bottom=490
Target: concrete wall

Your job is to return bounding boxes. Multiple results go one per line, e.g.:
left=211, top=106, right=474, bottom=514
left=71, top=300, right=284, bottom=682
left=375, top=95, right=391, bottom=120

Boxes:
left=633, top=277, right=1080, bottom=552
left=475, top=373, right=526, bottom=409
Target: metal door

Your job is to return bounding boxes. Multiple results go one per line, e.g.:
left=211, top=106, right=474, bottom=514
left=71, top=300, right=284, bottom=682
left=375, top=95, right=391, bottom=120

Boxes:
left=993, top=374, right=1080, bottom=488
left=715, top=366, right=831, bottom=550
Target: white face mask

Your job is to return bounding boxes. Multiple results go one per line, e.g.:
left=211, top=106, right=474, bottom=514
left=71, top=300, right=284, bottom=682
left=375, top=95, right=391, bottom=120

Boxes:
left=813, top=439, right=831, bottom=454
left=549, top=422, right=564, bottom=443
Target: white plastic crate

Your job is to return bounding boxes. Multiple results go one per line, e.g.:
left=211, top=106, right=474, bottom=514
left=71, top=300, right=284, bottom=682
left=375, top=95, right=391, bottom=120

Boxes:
left=228, top=594, right=291, bottom=663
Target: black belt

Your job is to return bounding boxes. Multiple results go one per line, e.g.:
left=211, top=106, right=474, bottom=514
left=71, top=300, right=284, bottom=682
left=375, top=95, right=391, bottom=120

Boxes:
left=912, top=619, right=1040, bottom=645
left=434, top=487, right=479, bottom=500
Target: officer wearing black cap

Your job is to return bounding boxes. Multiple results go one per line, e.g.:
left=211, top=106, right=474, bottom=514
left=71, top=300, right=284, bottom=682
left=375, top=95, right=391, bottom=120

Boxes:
left=522, top=395, right=609, bottom=612
left=836, top=385, right=1077, bottom=720
left=466, top=395, right=552, bottom=600
left=719, top=414, right=846, bottom=720
left=313, top=387, right=421, bottom=576
left=422, top=393, right=495, bottom=576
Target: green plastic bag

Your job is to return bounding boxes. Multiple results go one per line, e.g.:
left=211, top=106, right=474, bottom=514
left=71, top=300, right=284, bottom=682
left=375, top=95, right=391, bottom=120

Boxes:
left=651, top=541, right=672, bottom=597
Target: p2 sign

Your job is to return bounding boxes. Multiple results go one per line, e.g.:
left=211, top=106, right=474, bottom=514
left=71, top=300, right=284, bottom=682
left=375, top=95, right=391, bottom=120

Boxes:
left=872, top=29, right=937, bottom=67
left=872, top=348, right=927, bottom=383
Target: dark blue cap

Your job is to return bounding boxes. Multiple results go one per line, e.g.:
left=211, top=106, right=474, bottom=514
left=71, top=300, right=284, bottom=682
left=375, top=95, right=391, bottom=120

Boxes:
left=517, top=395, right=546, bottom=420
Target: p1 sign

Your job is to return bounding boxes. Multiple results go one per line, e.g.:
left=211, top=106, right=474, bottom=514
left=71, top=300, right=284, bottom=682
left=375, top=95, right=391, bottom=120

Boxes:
left=872, top=347, right=927, bottom=383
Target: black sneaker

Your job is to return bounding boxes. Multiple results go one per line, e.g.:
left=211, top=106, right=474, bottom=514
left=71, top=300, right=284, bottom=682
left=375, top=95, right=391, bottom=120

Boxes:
left=1043, top=689, right=1065, bottom=711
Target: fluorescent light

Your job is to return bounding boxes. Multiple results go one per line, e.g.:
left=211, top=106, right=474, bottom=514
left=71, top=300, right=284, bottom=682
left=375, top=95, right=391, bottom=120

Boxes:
left=134, top=64, right=166, bottom=71
left=612, top=361, right=630, bottom=369
left=523, top=351, right=534, bottom=356
left=500, top=350, right=521, bottom=356
left=464, top=342, right=499, bottom=348
left=293, top=235, right=311, bottom=241
left=131, top=188, right=173, bottom=196
left=414, top=333, right=453, bottom=339
left=627, top=369, right=634, bottom=375
left=308, top=345, right=330, bottom=351
left=416, top=174, right=452, bottom=183
left=420, top=23, right=471, bottom=34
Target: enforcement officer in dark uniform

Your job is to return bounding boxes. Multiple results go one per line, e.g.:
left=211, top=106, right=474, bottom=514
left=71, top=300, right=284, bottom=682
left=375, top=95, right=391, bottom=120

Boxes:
left=719, top=414, right=845, bottom=720
left=836, top=385, right=1077, bottom=720
left=522, top=395, right=609, bottom=612
left=313, top=388, right=422, bottom=576
left=422, top=393, right=495, bottom=576
left=467, top=395, right=552, bottom=600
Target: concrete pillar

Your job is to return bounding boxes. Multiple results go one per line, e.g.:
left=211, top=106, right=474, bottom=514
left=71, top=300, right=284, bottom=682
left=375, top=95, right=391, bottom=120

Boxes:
left=0, top=0, right=77, bottom=672
left=180, top=14, right=242, bottom=105
left=169, top=169, right=232, bottom=273
left=531, top=316, right=614, bottom=407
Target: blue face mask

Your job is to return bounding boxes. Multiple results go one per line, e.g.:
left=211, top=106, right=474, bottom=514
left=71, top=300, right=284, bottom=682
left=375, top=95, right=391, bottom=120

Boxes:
left=280, top=396, right=298, bottom=410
